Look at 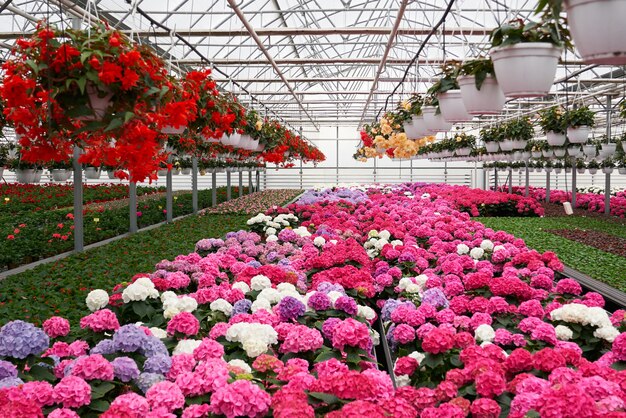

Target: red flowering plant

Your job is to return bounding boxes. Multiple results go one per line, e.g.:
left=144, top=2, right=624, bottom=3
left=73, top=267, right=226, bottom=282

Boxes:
left=0, top=21, right=178, bottom=182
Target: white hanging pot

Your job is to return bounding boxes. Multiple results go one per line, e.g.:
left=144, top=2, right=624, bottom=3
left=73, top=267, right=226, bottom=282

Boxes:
left=403, top=119, right=420, bottom=139
left=456, top=147, right=471, bottom=156
left=51, top=169, right=71, bottom=182
left=84, top=167, right=101, bottom=179
left=545, top=167, right=554, bottom=173
left=107, top=170, right=117, bottom=179
left=565, top=0, right=626, bottom=64
left=512, top=151, right=523, bottom=160
left=249, top=138, right=260, bottom=151
left=412, top=115, right=430, bottom=137
left=203, top=134, right=221, bottom=143
left=521, top=151, right=531, bottom=160
left=567, top=126, right=590, bottom=144
left=157, top=169, right=168, bottom=176
left=546, top=131, right=567, bottom=146
left=554, top=148, right=567, bottom=158
left=490, top=43, right=562, bottom=97
left=255, top=143, right=266, bottom=152
left=589, top=167, right=598, bottom=174
left=602, top=167, right=614, bottom=174
left=422, top=107, right=452, bottom=133
left=568, top=146, right=582, bottom=157
left=15, top=168, right=38, bottom=183
left=583, top=144, right=597, bottom=157
left=80, top=83, right=113, bottom=121
left=577, top=168, right=586, bottom=174
left=542, top=149, right=554, bottom=158
left=438, top=90, right=473, bottom=122
left=457, top=75, right=506, bottom=115
left=511, top=139, right=527, bottom=150
left=601, top=143, right=617, bottom=154
left=531, top=151, right=542, bottom=158
left=555, top=167, right=563, bottom=174
left=161, top=125, right=186, bottom=135
left=499, top=140, right=514, bottom=152
left=618, top=167, right=626, bottom=175
left=485, top=142, right=500, bottom=153
left=182, top=168, right=192, bottom=175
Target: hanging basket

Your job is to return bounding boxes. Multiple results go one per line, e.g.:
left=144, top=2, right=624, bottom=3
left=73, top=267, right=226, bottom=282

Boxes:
left=403, top=119, right=420, bottom=139
left=583, top=145, right=598, bottom=157
left=422, top=107, right=452, bottom=133
left=601, top=143, right=617, bottom=154
left=511, top=139, right=527, bottom=150
left=565, top=0, right=626, bottom=64
left=542, top=149, right=554, bottom=158
left=182, top=168, right=192, bottom=175
left=546, top=131, right=567, bottom=146
left=602, top=167, right=614, bottom=174
left=51, top=169, right=71, bottom=182
left=84, top=167, right=101, bottom=180
left=568, top=146, right=582, bottom=157
left=554, top=148, right=567, bottom=158
left=107, top=170, right=117, bottom=179
left=161, top=125, right=187, bottom=135
left=455, top=147, right=472, bottom=156
left=531, top=151, right=542, bottom=158
left=438, top=90, right=473, bottom=122
left=458, top=75, right=506, bottom=115
left=490, top=43, right=562, bottom=97
left=15, top=169, right=40, bottom=184
left=618, top=167, right=626, bottom=175
left=567, top=126, right=590, bottom=144
left=81, top=83, right=113, bottom=121
left=589, top=168, right=598, bottom=175
left=499, top=140, right=514, bottom=152
left=485, top=142, right=500, bottom=153
left=577, top=168, right=586, bottom=174
left=411, top=115, right=430, bottom=137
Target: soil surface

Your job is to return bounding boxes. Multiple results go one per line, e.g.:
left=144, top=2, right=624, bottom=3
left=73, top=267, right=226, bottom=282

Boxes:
left=541, top=202, right=626, bottom=225
left=547, top=228, right=626, bottom=258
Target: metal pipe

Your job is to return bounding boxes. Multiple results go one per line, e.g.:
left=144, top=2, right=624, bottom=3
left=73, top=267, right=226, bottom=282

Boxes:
left=525, top=164, right=530, bottom=197
left=212, top=172, right=217, bottom=207
left=72, top=146, right=83, bottom=252
left=227, top=0, right=319, bottom=130
left=359, top=0, right=410, bottom=126
left=248, top=170, right=253, bottom=194
left=192, top=157, right=198, bottom=213
left=546, top=171, right=551, bottom=203
left=226, top=171, right=232, bottom=200
left=129, top=182, right=138, bottom=233
left=239, top=171, right=243, bottom=197
left=605, top=95, right=612, bottom=215
left=572, top=158, right=577, bottom=207
left=166, top=160, right=173, bottom=223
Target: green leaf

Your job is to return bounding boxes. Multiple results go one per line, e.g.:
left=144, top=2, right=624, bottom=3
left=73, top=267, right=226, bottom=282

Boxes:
left=309, top=392, right=340, bottom=405
left=77, top=78, right=88, bottom=95
left=104, top=118, right=124, bottom=132
left=89, top=399, right=110, bottom=412
left=314, top=350, right=341, bottom=363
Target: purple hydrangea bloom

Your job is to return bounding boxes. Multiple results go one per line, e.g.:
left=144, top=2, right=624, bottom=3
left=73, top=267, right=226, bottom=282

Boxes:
left=266, top=251, right=279, bottom=262
left=90, top=339, right=116, bottom=355
left=278, top=228, right=298, bottom=242
left=134, top=372, right=165, bottom=393
left=232, top=299, right=252, bottom=316
left=278, top=259, right=291, bottom=266
left=0, top=377, right=24, bottom=388
left=335, top=296, right=358, bottom=316
left=398, top=252, right=417, bottom=263
left=247, top=260, right=262, bottom=268
left=0, top=360, right=17, bottom=380
left=139, top=336, right=168, bottom=358
left=316, top=282, right=346, bottom=295
left=321, top=318, right=342, bottom=339
left=143, top=354, right=172, bottom=375
left=112, top=325, right=148, bottom=353
left=421, top=288, right=449, bottom=309
left=112, top=357, right=140, bottom=382
left=0, top=320, right=49, bottom=359
left=277, top=297, right=306, bottom=322
left=381, top=300, right=400, bottom=322
left=307, top=292, right=332, bottom=311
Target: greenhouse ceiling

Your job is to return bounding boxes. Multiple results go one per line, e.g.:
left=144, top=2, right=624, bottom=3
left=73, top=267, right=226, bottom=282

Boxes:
left=0, top=0, right=624, bottom=131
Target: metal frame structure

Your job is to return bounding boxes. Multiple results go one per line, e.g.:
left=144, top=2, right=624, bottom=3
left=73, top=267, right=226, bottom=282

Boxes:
left=0, top=0, right=623, bottom=132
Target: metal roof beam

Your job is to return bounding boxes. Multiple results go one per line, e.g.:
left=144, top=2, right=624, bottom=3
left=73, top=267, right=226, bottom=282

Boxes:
left=174, top=57, right=586, bottom=65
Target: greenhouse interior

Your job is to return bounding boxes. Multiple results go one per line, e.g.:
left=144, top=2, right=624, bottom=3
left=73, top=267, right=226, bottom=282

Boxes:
left=1, top=0, right=626, bottom=416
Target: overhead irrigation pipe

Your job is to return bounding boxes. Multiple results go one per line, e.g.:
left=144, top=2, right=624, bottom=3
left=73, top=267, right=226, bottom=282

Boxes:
left=357, top=0, right=410, bottom=128
left=226, top=0, right=320, bottom=131
left=366, top=0, right=457, bottom=127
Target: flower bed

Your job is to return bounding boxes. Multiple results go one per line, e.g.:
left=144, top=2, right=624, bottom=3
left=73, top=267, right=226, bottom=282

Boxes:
left=0, top=184, right=163, bottom=216
left=199, top=189, right=303, bottom=215
left=1, top=183, right=625, bottom=417
left=0, top=187, right=245, bottom=270
left=503, top=186, right=626, bottom=218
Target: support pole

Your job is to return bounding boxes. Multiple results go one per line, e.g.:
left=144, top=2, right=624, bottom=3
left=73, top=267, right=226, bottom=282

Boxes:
left=226, top=170, right=232, bottom=200
left=166, top=158, right=173, bottom=223
left=494, top=170, right=498, bottom=190
left=604, top=95, right=612, bottom=215
left=373, top=157, right=377, bottom=183
left=525, top=164, right=530, bottom=197
left=248, top=170, right=253, bottom=194
left=192, top=157, right=198, bottom=214
left=256, top=170, right=260, bottom=191
left=410, top=158, right=413, bottom=182
left=508, top=168, right=513, bottom=194
left=299, top=160, right=303, bottom=189
left=72, top=146, right=84, bottom=252
left=211, top=171, right=217, bottom=207
left=239, top=171, right=243, bottom=197
left=444, top=162, right=448, bottom=184
left=571, top=159, right=577, bottom=207
left=129, top=182, right=138, bottom=233
left=546, top=171, right=551, bottom=203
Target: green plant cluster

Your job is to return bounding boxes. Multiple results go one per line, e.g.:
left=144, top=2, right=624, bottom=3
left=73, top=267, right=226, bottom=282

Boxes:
left=0, top=186, right=247, bottom=269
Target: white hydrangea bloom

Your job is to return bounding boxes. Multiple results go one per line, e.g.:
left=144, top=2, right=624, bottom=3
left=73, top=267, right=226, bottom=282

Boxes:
left=481, top=240, right=495, bottom=251
left=149, top=327, right=168, bottom=339
left=232, top=282, right=251, bottom=294
left=456, top=244, right=470, bottom=255
left=266, top=235, right=279, bottom=242
left=329, top=239, right=338, bottom=245
left=277, top=283, right=296, bottom=293
left=327, top=291, right=343, bottom=304
left=86, top=289, right=109, bottom=312
left=133, top=277, right=155, bottom=288
left=474, top=324, right=496, bottom=343
left=368, top=230, right=379, bottom=238
left=163, top=307, right=181, bottom=320
left=379, top=230, right=391, bottom=241
left=293, top=227, right=311, bottom=237
left=265, top=227, right=277, bottom=236
left=122, top=282, right=158, bottom=303
left=414, top=275, right=428, bottom=288
left=209, top=298, right=233, bottom=316
left=251, top=275, right=272, bottom=291
left=225, top=323, right=278, bottom=358
left=594, top=326, right=620, bottom=342
left=160, top=291, right=178, bottom=303
left=177, top=296, right=198, bottom=313
left=405, top=283, right=421, bottom=294
left=391, top=240, right=403, bottom=247
left=470, top=247, right=485, bottom=260
left=258, top=288, right=281, bottom=304
left=395, top=375, right=411, bottom=387
left=398, top=278, right=413, bottom=290
left=173, top=339, right=202, bottom=355
left=358, top=305, right=376, bottom=321
left=251, top=298, right=272, bottom=313
left=313, top=236, right=326, bottom=247
left=555, top=325, right=573, bottom=341
left=408, top=351, right=425, bottom=364
left=374, top=239, right=389, bottom=250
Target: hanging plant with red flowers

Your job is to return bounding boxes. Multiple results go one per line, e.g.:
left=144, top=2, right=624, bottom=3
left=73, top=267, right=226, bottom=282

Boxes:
left=0, top=21, right=178, bottom=182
